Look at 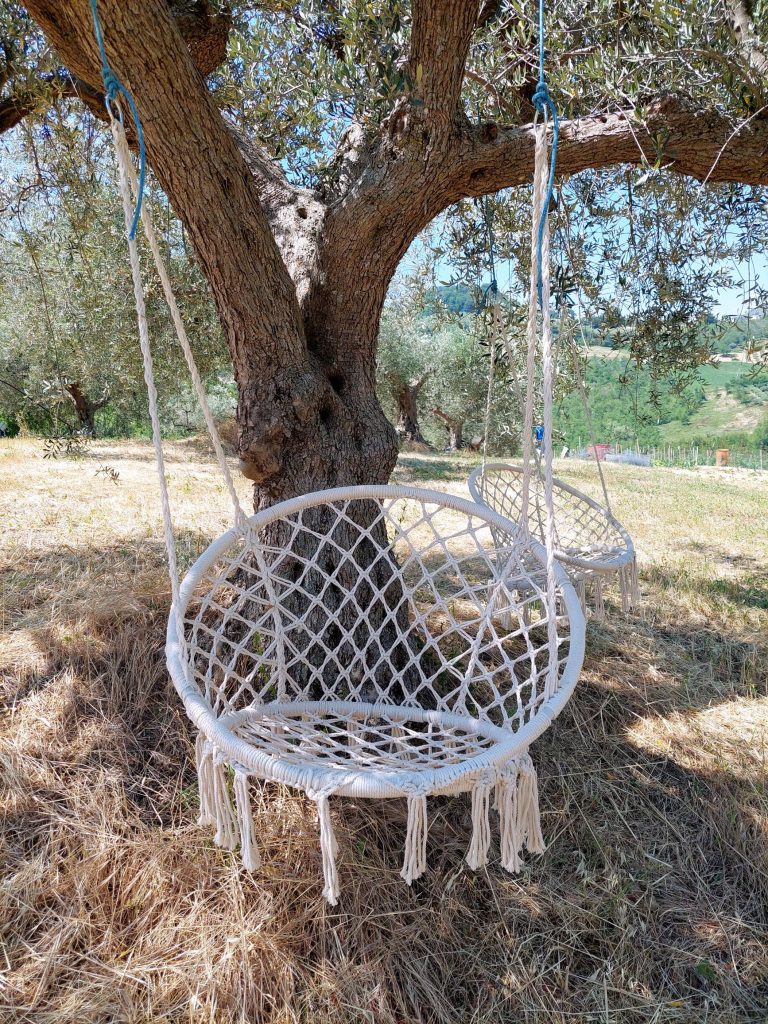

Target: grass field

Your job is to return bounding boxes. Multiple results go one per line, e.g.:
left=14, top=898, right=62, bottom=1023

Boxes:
left=1, top=438, right=767, bottom=1023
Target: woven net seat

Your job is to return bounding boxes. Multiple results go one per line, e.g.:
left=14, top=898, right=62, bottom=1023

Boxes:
left=167, top=485, right=585, bottom=901
left=222, top=703, right=502, bottom=790
left=468, top=463, right=638, bottom=617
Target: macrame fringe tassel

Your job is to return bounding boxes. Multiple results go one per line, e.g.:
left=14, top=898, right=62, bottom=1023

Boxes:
left=517, top=755, right=546, bottom=855
left=619, top=565, right=629, bottom=613
left=631, top=554, right=641, bottom=605
left=466, top=774, right=494, bottom=870
left=496, top=761, right=521, bottom=872
left=315, top=795, right=340, bottom=905
left=195, top=733, right=215, bottom=827
left=591, top=575, right=605, bottom=621
left=496, top=755, right=546, bottom=871
left=234, top=772, right=260, bottom=871
left=576, top=577, right=587, bottom=615
left=401, top=793, right=428, bottom=885
left=211, top=756, right=239, bottom=851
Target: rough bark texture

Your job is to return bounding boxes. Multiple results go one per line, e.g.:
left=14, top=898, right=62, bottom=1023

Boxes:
left=64, top=381, right=109, bottom=435
left=731, top=0, right=768, bottom=82
left=21, top=1, right=768, bottom=508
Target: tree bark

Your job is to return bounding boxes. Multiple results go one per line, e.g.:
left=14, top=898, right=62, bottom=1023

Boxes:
left=392, top=373, right=430, bottom=445
left=64, top=381, right=109, bottom=435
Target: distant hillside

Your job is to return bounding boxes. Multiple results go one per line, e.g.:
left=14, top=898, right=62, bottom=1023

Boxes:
left=556, top=350, right=768, bottom=451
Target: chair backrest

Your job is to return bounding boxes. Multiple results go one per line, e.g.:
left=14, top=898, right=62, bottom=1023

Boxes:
left=171, top=485, right=585, bottom=732
left=468, top=464, right=633, bottom=571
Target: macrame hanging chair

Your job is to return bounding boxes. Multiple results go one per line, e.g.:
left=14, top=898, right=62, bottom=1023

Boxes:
left=94, top=1, right=587, bottom=904
left=469, top=143, right=638, bottom=622
left=469, top=461, right=639, bottom=618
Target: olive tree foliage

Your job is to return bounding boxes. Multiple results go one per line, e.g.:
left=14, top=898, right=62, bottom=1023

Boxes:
left=0, top=114, right=227, bottom=436
left=377, top=263, right=534, bottom=452
left=5, top=0, right=768, bottom=503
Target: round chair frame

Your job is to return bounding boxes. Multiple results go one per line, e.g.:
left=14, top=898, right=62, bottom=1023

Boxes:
left=167, top=484, right=586, bottom=901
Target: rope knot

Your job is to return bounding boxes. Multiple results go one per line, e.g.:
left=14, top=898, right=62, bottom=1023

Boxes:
left=101, top=68, right=120, bottom=103
left=532, top=80, right=551, bottom=114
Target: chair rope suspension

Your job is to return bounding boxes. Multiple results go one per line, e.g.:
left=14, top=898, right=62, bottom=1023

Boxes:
left=470, top=3, right=639, bottom=620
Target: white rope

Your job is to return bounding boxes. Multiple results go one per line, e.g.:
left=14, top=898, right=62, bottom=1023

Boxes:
left=481, top=305, right=497, bottom=471
left=516, top=753, right=546, bottom=854
left=111, top=115, right=182, bottom=611
left=558, top=201, right=614, bottom=515
left=528, top=120, right=560, bottom=698
left=465, top=770, right=494, bottom=870
left=112, top=118, right=247, bottom=528
left=314, top=794, right=340, bottom=904
left=195, top=733, right=215, bottom=827
left=210, top=751, right=239, bottom=850
left=401, top=791, right=428, bottom=884
left=565, top=310, right=613, bottom=515
left=496, top=760, right=522, bottom=872
left=234, top=771, right=261, bottom=870
left=495, top=309, right=527, bottom=449
left=521, top=152, right=541, bottom=528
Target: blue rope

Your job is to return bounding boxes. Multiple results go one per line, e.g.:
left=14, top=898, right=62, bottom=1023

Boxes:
left=532, top=0, right=559, bottom=306
left=89, top=0, right=146, bottom=240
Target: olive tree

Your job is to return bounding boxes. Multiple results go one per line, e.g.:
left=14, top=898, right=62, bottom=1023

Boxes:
left=5, top=0, right=768, bottom=505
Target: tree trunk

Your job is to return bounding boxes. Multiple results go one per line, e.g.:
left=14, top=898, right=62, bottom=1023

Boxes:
left=447, top=421, right=463, bottom=451
left=65, top=381, right=108, bottom=435
left=431, top=407, right=465, bottom=451
left=394, top=376, right=430, bottom=446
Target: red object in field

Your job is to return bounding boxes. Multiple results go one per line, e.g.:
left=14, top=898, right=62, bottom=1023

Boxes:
left=588, top=444, right=611, bottom=461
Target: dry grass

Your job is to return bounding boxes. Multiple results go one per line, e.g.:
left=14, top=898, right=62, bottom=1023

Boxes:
left=1, top=437, right=767, bottom=1023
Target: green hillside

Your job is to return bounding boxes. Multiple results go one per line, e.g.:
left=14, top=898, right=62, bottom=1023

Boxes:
left=557, top=350, right=768, bottom=451
left=660, top=358, right=767, bottom=446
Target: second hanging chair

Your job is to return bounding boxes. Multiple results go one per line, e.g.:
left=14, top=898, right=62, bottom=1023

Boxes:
left=468, top=461, right=638, bottom=617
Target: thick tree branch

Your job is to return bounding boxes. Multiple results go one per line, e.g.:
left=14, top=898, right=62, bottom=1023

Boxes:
left=25, top=1, right=303, bottom=357
left=0, top=1, right=229, bottom=137
left=413, top=371, right=431, bottom=395
left=452, top=99, right=768, bottom=195
left=408, top=0, right=478, bottom=132
left=309, top=95, right=768, bottom=384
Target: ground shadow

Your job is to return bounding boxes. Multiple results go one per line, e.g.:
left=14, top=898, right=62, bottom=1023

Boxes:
left=3, top=532, right=767, bottom=1022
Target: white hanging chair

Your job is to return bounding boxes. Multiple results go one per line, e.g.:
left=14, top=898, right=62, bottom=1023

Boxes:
left=102, top=69, right=587, bottom=901
left=468, top=462, right=638, bottom=617
left=168, top=486, right=586, bottom=901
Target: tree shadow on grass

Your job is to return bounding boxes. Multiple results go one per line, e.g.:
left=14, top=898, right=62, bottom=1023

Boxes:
left=2, top=535, right=767, bottom=1022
